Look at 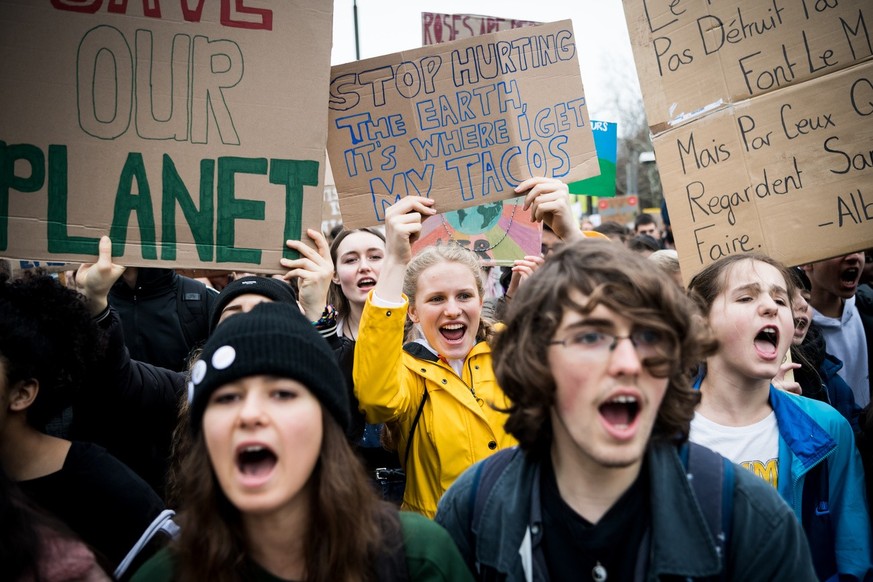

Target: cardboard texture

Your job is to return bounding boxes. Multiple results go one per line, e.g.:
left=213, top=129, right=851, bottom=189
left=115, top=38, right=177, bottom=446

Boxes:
left=624, top=0, right=873, bottom=281
left=0, top=1, right=333, bottom=273
left=598, top=194, right=640, bottom=227
left=422, top=12, right=540, bottom=45
left=327, top=19, right=601, bottom=229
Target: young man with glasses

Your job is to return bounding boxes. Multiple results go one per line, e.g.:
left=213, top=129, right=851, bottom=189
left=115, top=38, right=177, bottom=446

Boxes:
left=435, top=240, right=816, bottom=581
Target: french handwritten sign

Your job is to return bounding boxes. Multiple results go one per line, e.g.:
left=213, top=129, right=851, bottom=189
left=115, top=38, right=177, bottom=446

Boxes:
left=0, top=1, right=332, bottom=272
left=623, top=0, right=873, bottom=280
left=327, top=19, right=600, bottom=229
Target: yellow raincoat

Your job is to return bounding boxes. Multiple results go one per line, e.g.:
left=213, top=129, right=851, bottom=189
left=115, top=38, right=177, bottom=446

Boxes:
left=353, top=295, right=516, bottom=518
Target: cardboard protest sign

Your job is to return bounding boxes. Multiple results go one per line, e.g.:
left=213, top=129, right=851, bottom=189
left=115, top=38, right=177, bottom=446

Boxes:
left=327, top=20, right=600, bottom=229
left=0, top=1, right=333, bottom=273
left=598, top=194, right=640, bottom=227
left=422, top=12, right=539, bottom=45
left=623, top=0, right=873, bottom=280
left=568, top=120, right=618, bottom=197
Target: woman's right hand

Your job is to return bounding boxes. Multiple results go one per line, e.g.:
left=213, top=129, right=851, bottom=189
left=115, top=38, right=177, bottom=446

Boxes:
left=383, top=196, right=435, bottom=265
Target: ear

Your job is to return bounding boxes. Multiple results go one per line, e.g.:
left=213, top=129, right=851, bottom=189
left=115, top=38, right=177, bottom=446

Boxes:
left=331, top=273, right=340, bottom=285
left=408, top=304, right=419, bottom=324
left=9, top=379, right=39, bottom=412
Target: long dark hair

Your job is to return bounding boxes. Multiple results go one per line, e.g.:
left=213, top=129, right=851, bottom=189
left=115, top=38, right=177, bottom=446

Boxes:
left=328, top=228, right=386, bottom=319
left=172, top=409, right=400, bottom=581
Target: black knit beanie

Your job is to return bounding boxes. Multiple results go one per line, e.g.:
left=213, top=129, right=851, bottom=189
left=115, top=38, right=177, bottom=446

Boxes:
left=189, top=301, right=349, bottom=433
left=209, top=276, right=297, bottom=332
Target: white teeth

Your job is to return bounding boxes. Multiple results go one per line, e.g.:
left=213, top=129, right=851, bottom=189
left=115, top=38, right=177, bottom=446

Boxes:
left=443, top=323, right=464, bottom=330
left=609, top=395, right=637, bottom=404
left=242, top=446, right=265, bottom=453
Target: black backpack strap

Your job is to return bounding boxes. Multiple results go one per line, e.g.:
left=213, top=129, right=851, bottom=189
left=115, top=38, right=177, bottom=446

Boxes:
left=174, top=275, right=210, bottom=350
left=466, top=447, right=520, bottom=574
left=403, top=390, right=429, bottom=470
left=685, top=442, right=734, bottom=579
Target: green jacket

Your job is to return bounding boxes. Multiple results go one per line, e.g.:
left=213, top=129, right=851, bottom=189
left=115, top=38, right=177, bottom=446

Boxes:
left=130, top=511, right=473, bottom=582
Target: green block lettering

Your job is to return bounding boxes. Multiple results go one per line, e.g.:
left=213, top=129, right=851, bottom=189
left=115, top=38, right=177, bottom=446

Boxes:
left=216, top=157, right=266, bottom=264
left=0, top=141, right=45, bottom=251
left=161, top=155, right=215, bottom=261
left=109, top=153, right=157, bottom=259
left=269, top=159, right=319, bottom=260
left=47, top=145, right=99, bottom=254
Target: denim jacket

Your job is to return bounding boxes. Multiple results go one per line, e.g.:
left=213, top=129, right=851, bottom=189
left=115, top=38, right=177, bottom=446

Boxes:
left=436, top=441, right=816, bottom=581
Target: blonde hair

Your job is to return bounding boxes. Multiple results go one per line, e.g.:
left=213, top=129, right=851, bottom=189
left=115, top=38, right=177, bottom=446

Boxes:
left=403, top=244, right=493, bottom=341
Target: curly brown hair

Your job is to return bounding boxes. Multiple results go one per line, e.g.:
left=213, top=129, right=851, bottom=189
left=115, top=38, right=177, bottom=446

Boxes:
left=491, top=239, right=716, bottom=459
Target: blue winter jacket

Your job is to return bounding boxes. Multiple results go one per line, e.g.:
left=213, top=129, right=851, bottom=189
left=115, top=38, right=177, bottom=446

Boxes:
left=769, top=386, right=872, bottom=580
left=819, top=354, right=862, bottom=432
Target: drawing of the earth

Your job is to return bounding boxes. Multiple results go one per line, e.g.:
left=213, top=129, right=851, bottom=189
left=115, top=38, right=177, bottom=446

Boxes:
left=446, top=201, right=504, bottom=234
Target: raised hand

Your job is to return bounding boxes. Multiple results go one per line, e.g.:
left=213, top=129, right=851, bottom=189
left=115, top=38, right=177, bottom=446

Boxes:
left=279, top=229, right=334, bottom=322
left=76, top=236, right=126, bottom=315
left=517, top=177, right=583, bottom=243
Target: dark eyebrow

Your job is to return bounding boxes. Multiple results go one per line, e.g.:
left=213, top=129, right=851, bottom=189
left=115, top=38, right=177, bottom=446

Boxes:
left=733, top=283, right=762, bottom=295
left=561, top=318, right=614, bottom=332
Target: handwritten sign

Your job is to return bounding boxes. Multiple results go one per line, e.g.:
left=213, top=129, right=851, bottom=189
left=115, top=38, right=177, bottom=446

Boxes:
left=327, top=20, right=600, bottom=229
left=598, top=194, right=640, bottom=226
left=422, top=12, right=539, bottom=45
left=0, top=1, right=332, bottom=273
left=623, top=0, right=873, bottom=280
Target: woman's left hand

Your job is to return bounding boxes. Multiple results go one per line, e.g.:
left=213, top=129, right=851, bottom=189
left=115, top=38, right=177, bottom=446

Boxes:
left=516, top=177, right=583, bottom=243
left=773, top=361, right=802, bottom=395
left=279, top=229, right=334, bottom=322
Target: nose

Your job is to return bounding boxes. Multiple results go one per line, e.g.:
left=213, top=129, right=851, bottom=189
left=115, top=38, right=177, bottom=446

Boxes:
left=845, top=252, right=863, bottom=265
left=238, top=393, right=267, bottom=428
left=444, top=298, right=461, bottom=317
left=759, top=295, right=779, bottom=316
left=358, top=258, right=373, bottom=273
left=607, top=336, right=642, bottom=377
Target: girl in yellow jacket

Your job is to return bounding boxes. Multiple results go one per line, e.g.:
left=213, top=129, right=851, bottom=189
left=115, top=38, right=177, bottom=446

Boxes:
left=354, top=178, right=586, bottom=517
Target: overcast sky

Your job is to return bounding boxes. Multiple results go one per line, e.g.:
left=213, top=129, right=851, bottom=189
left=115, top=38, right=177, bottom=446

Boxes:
left=330, top=0, right=644, bottom=126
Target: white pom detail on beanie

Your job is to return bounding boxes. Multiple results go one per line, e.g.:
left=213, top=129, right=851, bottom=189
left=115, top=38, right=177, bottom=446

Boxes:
left=212, top=345, right=236, bottom=370
left=191, top=360, right=207, bottom=384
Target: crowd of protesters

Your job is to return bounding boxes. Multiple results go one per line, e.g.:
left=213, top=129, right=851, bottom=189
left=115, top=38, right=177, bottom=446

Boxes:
left=2, top=176, right=872, bottom=581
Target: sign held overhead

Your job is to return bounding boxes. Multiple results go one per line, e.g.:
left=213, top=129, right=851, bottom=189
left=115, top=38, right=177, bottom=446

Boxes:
left=327, top=20, right=600, bottom=229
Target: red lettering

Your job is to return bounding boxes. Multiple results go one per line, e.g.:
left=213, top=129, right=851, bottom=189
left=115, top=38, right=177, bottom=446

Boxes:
left=221, top=0, right=272, bottom=31
left=51, top=0, right=272, bottom=30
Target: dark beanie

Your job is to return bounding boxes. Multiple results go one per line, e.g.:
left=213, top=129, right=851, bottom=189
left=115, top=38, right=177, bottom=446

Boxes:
left=189, top=301, right=349, bottom=433
left=209, top=276, right=297, bottom=332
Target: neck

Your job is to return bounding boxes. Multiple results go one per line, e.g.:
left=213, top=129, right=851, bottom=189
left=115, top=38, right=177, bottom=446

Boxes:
left=550, top=434, right=642, bottom=524
left=697, top=358, right=772, bottom=426
left=809, top=287, right=844, bottom=319
left=242, top=490, right=311, bottom=580
left=345, top=301, right=365, bottom=339
left=0, top=418, right=71, bottom=481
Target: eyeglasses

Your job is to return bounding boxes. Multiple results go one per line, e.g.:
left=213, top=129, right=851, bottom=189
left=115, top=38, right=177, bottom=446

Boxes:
left=548, top=329, right=669, bottom=359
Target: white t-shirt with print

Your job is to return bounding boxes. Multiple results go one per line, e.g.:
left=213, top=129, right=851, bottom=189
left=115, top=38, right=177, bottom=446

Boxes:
left=690, top=411, right=780, bottom=489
